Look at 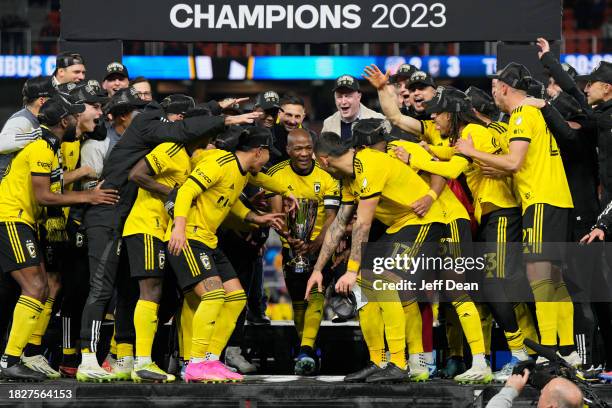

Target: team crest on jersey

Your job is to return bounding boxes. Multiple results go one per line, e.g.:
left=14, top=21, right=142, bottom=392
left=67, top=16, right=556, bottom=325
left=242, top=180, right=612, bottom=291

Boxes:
left=158, top=251, right=166, bottom=270
left=314, top=182, right=321, bottom=194
left=515, top=116, right=522, bottom=125
left=25, top=241, right=36, bottom=258
left=200, top=253, right=211, bottom=270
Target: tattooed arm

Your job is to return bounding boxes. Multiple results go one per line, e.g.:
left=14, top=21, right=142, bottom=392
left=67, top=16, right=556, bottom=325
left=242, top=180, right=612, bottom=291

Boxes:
left=304, top=202, right=355, bottom=299
left=335, top=197, right=378, bottom=295
left=313, top=202, right=355, bottom=272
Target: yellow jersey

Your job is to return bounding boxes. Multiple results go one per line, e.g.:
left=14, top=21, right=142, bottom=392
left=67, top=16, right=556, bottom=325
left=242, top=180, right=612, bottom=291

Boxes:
left=267, top=159, right=340, bottom=246
left=386, top=140, right=469, bottom=222
left=340, top=148, right=447, bottom=233
left=507, top=105, right=573, bottom=212
left=173, top=149, right=289, bottom=249
left=57, top=140, right=81, bottom=219
left=487, top=121, right=509, bottom=153
left=396, top=125, right=518, bottom=223
left=123, top=143, right=191, bottom=241
left=0, top=137, right=59, bottom=228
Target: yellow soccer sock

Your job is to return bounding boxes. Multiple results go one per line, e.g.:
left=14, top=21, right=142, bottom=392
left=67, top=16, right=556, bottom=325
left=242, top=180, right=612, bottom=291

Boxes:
left=191, top=289, right=225, bottom=358
left=402, top=300, right=423, bottom=354
left=301, top=290, right=325, bottom=348
left=180, top=291, right=199, bottom=360
left=476, top=304, right=492, bottom=356
left=27, top=296, right=54, bottom=347
left=379, top=300, right=407, bottom=368
left=117, top=343, right=133, bottom=359
left=514, top=303, right=538, bottom=354
left=432, top=302, right=439, bottom=322
left=292, top=300, right=307, bottom=340
left=207, top=290, right=247, bottom=356
left=446, top=306, right=464, bottom=357
left=134, top=300, right=159, bottom=358
left=358, top=302, right=384, bottom=366
left=4, top=296, right=43, bottom=358
left=452, top=297, right=485, bottom=356
left=555, top=282, right=574, bottom=347
left=530, top=279, right=558, bottom=346
left=504, top=328, right=527, bottom=355
left=110, top=328, right=117, bottom=356
left=63, top=348, right=77, bottom=355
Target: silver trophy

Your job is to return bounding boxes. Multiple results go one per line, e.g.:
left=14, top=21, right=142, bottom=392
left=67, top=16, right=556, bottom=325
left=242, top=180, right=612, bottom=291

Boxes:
left=287, top=198, right=319, bottom=273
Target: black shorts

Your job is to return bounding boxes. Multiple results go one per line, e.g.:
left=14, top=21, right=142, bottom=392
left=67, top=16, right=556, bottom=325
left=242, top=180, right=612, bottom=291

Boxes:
left=377, top=222, right=446, bottom=259
left=168, top=239, right=237, bottom=291
left=124, top=234, right=167, bottom=279
left=477, top=207, right=523, bottom=280
left=370, top=222, right=445, bottom=281
left=522, top=203, right=570, bottom=262
left=441, top=218, right=473, bottom=259
left=0, top=222, right=42, bottom=273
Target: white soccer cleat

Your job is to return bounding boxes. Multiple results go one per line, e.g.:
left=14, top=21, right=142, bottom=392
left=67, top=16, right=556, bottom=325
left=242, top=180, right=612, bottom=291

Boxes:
left=22, top=354, right=61, bottom=379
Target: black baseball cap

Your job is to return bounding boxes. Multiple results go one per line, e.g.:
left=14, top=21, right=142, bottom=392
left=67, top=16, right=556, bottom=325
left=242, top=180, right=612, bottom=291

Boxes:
left=236, top=126, right=281, bottom=157
left=332, top=75, right=360, bottom=93
left=103, top=62, right=129, bottom=81
left=351, top=118, right=390, bottom=147
left=407, top=70, right=436, bottom=89
left=576, top=61, right=612, bottom=84
left=58, top=81, right=108, bottom=104
left=22, top=76, right=55, bottom=100
left=56, top=52, right=85, bottom=69
left=161, top=94, right=196, bottom=115
left=38, top=94, right=85, bottom=126
left=465, top=86, right=495, bottom=113
left=561, top=63, right=578, bottom=81
left=424, top=87, right=473, bottom=115
left=389, top=63, right=417, bottom=84
left=255, top=91, right=281, bottom=111
left=527, top=78, right=546, bottom=99
left=104, top=87, right=148, bottom=114
left=488, top=62, right=532, bottom=92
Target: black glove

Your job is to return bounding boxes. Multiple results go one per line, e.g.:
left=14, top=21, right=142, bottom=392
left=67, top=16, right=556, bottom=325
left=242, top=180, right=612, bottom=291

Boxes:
left=165, top=187, right=178, bottom=218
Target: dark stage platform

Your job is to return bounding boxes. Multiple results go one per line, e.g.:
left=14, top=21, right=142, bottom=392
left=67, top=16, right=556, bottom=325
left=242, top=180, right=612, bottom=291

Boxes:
left=1, top=377, right=612, bottom=408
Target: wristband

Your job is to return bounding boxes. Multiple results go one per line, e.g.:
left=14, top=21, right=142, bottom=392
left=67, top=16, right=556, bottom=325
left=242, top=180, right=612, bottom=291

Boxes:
left=426, top=189, right=438, bottom=200
left=347, top=259, right=360, bottom=273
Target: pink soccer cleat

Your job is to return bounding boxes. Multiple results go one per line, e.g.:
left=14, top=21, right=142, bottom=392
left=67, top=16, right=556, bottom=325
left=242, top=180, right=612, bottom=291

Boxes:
left=184, top=361, right=227, bottom=383
left=208, top=360, right=244, bottom=382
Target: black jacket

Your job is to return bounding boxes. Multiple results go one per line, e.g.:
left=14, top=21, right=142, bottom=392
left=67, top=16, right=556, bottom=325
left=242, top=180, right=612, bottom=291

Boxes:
left=541, top=52, right=612, bottom=198
left=540, top=103, right=600, bottom=228
left=82, top=102, right=225, bottom=230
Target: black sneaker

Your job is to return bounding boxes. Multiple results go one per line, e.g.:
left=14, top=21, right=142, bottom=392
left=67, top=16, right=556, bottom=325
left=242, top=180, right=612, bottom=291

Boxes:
left=344, top=361, right=382, bottom=383
left=0, top=363, right=46, bottom=382
left=366, top=362, right=410, bottom=383
left=247, top=313, right=271, bottom=326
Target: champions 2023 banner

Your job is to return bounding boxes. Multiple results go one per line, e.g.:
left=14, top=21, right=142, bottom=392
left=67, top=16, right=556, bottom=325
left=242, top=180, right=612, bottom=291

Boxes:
left=60, top=0, right=561, bottom=43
